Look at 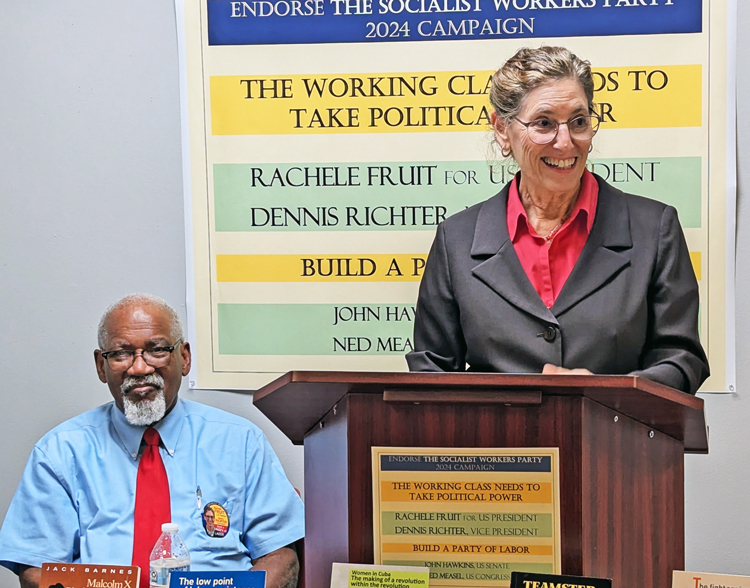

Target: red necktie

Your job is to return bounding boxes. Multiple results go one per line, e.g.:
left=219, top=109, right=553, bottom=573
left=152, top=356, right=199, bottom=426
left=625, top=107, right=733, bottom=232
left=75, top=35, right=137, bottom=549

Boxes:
left=132, top=427, right=171, bottom=588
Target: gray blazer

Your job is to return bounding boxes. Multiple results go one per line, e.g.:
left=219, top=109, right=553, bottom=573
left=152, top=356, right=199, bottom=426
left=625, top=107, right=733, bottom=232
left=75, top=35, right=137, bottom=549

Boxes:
left=406, top=174, right=709, bottom=394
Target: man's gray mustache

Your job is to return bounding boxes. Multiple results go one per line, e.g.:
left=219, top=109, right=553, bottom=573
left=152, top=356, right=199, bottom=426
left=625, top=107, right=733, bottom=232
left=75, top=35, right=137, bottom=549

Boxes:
left=121, top=374, right=165, bottom=394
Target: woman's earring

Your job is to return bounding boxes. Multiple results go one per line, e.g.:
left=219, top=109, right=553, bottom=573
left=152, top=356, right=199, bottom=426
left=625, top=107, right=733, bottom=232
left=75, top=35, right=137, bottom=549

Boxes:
left=501, top=146, right=512, bottom=158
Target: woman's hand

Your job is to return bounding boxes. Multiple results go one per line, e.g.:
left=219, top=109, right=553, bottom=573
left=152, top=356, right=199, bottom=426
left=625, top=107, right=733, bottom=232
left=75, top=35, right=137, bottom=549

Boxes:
left=542, top=364, right=593, bottom=375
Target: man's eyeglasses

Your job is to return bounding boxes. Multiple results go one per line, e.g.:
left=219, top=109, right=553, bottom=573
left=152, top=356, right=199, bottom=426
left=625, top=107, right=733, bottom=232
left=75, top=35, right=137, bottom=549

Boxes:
left=100, top=339, right=183, bottom=370
left=513, top=114, right=600, bottom=145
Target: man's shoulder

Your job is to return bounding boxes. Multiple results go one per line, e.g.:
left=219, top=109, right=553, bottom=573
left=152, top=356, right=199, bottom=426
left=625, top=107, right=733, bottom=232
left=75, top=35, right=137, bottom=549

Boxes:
left=42, top=403, right=112, bottom=436
left=180, top=399, right=263, bottom=436
left=34, top=403, right=114, bottom=453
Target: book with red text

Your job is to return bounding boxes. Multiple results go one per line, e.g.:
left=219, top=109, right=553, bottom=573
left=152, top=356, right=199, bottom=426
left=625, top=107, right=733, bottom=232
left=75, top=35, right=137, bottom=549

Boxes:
left=40, top=562, right=140, bottom=588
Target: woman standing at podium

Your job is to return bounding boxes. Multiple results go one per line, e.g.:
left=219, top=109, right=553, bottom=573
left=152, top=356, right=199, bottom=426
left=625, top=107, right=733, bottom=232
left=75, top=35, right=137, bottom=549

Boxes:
left=406, top=46, right=709, bottom=394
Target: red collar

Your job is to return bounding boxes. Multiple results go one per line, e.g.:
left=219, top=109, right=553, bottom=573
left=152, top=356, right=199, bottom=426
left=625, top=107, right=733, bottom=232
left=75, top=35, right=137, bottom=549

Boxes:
left=508, top=169, right=598, bottom=242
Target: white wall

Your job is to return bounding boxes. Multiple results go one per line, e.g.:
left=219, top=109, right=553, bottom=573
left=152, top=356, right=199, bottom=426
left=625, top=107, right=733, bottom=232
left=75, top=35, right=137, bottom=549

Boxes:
left=0, top=1, right=747, bottom=586
left=684, top=1, right=750, bottom=570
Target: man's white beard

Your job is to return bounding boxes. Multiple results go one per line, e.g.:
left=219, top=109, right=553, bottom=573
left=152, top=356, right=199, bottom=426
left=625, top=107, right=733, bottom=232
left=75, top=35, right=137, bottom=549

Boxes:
left=121, top=374, right=167, bottom=426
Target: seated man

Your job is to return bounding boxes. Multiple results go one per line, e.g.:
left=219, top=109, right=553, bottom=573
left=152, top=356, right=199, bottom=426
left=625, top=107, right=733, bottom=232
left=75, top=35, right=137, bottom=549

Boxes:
left=0, top=294, right=304, bottom=588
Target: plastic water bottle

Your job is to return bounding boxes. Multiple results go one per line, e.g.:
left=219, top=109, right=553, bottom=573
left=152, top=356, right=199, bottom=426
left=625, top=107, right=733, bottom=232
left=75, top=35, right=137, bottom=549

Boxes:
left=149, top=523, right=191, bottom=588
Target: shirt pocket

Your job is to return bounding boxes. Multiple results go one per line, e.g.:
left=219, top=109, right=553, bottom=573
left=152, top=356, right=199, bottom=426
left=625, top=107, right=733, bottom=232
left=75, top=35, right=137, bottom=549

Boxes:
left=191, top=498, right=242, bottom=553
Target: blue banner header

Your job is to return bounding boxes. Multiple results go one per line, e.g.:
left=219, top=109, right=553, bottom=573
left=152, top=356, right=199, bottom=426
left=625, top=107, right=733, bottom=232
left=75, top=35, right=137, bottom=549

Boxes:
left=207, top=0, right=702, bottom=45
left=380, top=454, right=551, bottom=472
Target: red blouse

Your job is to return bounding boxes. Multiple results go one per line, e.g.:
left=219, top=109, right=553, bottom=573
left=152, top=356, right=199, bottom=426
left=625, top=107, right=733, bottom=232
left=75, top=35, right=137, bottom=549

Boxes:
left=506, top=170, right=599, bottom=309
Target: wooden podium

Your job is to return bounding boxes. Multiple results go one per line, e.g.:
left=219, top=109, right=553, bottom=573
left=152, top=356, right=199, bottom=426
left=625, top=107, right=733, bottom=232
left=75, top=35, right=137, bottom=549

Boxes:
left=254, top=371, right=707, bottom=588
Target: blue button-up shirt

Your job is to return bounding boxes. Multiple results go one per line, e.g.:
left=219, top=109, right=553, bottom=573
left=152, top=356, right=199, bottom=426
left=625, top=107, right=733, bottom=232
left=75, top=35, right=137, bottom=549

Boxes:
left=0, top=399, right=304, bottom=573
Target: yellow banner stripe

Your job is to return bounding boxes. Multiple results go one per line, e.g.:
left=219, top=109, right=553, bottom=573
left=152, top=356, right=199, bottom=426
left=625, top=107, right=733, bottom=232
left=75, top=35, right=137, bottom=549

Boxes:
left=216, top=254, right=426, bottom=282
left=382, top=543, right=553, bottom=556
left=211, top=72, right=491, bottom=135
left=381, top=481, right=551, bottom=504
left=690, top=251, right=702, bottom=281
left=218, top=251, right=701, bottom=283
left=593, top=65, right=701, bottom=129
left=210, top=66, right=701, bottom=135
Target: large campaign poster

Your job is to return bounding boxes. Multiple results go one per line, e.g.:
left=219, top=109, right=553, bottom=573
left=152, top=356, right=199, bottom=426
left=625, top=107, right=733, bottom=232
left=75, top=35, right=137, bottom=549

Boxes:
left=176, top=0, right=735, bottom=391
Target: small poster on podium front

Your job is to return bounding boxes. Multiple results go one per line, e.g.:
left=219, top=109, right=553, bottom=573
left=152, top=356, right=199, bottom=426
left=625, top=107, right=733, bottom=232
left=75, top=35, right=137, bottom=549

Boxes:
left=510, top=571, right=611, bottom=588
left=673, top=570, right=750, bottom=588
left=372, top=447, right=561, bottom=588
left=330, top=562, right=429, bottom=588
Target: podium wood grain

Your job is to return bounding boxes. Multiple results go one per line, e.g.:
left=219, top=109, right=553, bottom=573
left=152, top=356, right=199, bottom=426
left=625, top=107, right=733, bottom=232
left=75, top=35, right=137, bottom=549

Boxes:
left=255, top=372, right=704, bottom=588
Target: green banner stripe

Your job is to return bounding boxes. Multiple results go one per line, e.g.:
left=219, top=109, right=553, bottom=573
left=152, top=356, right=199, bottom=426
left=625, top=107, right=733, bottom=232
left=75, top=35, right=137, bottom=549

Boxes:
left=382, top=561, right=553, bottom=580
left=218, top=303, right=414, bottom=355
left=214, top=158, right=701, bottom=232
left=588, top=157, right=701, bottom=227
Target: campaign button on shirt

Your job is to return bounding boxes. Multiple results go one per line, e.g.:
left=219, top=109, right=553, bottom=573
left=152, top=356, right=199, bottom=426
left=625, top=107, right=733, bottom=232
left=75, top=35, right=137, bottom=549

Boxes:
left=202, top=502, right=229, bottom=538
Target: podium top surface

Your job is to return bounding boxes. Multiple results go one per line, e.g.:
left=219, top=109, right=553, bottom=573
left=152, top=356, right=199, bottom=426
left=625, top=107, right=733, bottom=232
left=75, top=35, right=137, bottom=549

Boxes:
left=254, top=371, right=707, bottom=453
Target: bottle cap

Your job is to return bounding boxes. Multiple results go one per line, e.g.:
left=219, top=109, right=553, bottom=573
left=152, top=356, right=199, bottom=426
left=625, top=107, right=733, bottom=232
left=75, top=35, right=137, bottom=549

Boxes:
left=162, top=523, right=179, bottom=533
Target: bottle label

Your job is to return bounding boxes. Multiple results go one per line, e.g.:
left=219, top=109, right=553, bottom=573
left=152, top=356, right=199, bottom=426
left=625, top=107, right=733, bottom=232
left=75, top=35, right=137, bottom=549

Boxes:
left=150, top=561, right=190, bottom=588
